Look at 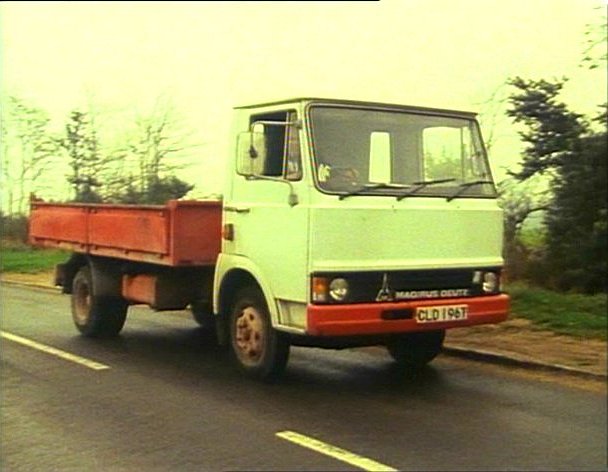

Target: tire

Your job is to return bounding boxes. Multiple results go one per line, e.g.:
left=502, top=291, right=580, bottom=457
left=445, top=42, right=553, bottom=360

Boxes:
left=386, top=330, right=445, bottom=368
left=71, top=266, right=128, bottom=338
left=229, top=286, right=289, bottom=380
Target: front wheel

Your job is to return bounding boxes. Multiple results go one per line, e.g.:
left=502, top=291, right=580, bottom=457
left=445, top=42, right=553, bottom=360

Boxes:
left=386, top=330, right=445, bottom=368
left=229, top=286, right=290, bottom=380
left=71, top=266, right=128, bottom=337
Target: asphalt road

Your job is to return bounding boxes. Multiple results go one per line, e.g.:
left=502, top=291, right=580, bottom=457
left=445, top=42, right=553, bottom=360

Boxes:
left=1, top=284, right=606, bottom=472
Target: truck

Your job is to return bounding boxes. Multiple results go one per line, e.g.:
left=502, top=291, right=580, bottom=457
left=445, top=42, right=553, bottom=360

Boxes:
left=29, top=97, right=510, bottom=380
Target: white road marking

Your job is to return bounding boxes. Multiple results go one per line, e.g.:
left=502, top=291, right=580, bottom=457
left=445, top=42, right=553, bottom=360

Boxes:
left=1, top=331, right=110, bottom=371
left=276, top=430, right=398, bottom=472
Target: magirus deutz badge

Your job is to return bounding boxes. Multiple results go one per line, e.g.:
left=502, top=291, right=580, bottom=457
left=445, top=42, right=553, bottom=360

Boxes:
left=376, top=272, right=471, bottom=302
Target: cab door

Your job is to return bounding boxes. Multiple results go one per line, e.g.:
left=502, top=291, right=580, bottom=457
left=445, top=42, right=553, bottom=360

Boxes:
left=224, top=109, right=310, bottom=314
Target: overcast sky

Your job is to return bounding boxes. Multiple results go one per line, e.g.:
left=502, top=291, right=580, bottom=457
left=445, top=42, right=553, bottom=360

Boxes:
left=1, top=0, right=606, bottom=197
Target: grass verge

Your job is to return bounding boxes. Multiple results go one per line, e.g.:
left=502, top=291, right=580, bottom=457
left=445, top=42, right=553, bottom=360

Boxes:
left=507, top=283, right=607, bottom=341
left=0, top=246, right=68, bottom=273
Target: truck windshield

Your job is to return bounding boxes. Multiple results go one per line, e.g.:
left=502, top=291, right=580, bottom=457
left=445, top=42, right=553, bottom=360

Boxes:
left=308, top=106, right=496, bottom=199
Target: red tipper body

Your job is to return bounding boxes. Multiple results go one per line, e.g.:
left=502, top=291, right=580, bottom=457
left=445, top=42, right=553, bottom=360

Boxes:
left=29, top=200, right=222, bottom=267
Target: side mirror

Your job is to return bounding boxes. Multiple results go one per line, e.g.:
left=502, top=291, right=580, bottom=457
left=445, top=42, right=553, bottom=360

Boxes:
left=237, top=131, right=267, bottom=176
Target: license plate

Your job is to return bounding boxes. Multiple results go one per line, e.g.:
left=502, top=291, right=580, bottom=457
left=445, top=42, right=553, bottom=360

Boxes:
left=416, top=304, right=468, bottom=323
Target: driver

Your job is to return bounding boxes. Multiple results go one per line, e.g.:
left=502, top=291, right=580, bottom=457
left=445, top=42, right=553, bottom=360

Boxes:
left=318, top=164, right=360, bottom=190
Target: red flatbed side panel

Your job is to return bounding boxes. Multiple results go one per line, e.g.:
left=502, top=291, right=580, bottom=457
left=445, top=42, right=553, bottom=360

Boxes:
left=29, top=200, right=223, bottom=267
left=168, top=200, right=222, bottom=265
left=88, top=206, right=169, bottom=256
left=29, top=203, right=89, bottom=248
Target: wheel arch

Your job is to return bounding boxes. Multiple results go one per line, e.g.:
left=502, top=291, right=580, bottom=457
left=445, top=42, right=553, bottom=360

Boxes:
left=214, top=255, right=280, bottom=344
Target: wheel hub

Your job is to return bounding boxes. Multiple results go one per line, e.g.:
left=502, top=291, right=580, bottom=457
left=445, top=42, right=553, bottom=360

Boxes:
left=74, top=283, right=91, bottom=325
left=235, top=306, right=264, bottom=362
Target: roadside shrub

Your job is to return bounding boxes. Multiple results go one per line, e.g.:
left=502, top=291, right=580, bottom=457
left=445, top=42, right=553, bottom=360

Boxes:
left=0, top=214, right=29, bottom=245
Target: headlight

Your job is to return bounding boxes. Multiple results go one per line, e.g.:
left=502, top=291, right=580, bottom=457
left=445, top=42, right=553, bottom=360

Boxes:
left=482, top=272, right=498, bottom=293
left=329, top=278, right=349, bottom=301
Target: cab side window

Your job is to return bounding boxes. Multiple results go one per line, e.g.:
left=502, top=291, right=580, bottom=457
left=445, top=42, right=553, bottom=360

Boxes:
left=250, top=110, right=302, bottom=181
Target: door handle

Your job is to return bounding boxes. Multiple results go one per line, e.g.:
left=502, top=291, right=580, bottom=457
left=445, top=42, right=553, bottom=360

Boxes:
left=224, top=206, right=251, bottom=214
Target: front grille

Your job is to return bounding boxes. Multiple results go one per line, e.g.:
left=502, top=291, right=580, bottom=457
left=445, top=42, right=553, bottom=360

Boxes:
left=312, top=267, right=500, bottom=304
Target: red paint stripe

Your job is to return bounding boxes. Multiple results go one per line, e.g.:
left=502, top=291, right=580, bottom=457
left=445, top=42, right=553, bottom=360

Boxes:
left=306, top=294, right=510, bottom=336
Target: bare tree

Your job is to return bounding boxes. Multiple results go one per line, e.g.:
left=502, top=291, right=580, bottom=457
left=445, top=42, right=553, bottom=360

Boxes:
left=1, top=111, right=14, bottom=214
left=105, top=97, right=198, bottom=204
left=581, top=8, right=607, bottom=70
left=498, top=178, right=550, bottom=248
left=1, top=96, right=58, bottom=215
left=475, top=83, right=510, bottom=155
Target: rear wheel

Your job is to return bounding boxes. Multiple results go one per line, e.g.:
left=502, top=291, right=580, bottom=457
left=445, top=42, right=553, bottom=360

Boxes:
left=386, top=330, right=445, bottom=368
left=71, top=266, right=128, bottom=337
left=229, top=286, right=289, bottom=380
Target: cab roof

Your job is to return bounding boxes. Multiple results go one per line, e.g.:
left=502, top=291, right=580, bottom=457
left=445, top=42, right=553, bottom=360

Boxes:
left=234, top=97, right=477, bottom=117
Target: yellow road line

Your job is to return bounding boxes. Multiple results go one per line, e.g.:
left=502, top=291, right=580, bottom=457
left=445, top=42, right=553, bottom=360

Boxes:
left=1, top=331, right=110, bottom=371
left=276, top=430, right=398, bottom=472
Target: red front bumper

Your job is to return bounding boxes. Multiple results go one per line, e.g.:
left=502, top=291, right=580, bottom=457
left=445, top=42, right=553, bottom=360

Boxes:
left=306, top=294, right=510, bottom=336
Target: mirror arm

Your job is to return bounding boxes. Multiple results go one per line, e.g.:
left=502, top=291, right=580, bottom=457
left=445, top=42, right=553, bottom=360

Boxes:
left=246, top=175, right=299, bottom=207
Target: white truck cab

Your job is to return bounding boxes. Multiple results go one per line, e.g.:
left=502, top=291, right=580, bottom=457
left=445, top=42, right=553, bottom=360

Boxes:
left=215, top=98, right=509, bottom=378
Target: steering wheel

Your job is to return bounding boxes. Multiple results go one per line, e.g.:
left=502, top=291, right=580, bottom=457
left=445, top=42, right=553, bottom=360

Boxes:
left=329, top=166, right=360, bottom=185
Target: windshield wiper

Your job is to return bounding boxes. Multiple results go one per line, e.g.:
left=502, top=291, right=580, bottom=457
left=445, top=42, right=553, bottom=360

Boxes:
left=339, top=183, right=409, bottom=200
left=395, top=179, right=456, bottom=201
left=446, top=180, right=494, bottom=202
